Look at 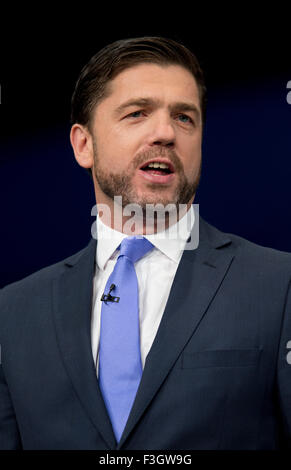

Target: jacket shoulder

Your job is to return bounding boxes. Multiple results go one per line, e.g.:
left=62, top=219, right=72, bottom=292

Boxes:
left=199, top=215, right=291, bottom=270
left=0, top=238, right=95, bottom=299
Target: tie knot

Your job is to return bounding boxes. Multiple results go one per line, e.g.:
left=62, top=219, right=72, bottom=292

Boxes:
left=118, top=236, right=154, bottom=264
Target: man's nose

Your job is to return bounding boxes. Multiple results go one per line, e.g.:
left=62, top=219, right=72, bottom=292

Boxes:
left=148, top=112, right=176, bottom=147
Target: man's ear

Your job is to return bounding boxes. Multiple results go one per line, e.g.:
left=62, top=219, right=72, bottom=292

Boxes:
left=70, top=123, right=94, bottom=169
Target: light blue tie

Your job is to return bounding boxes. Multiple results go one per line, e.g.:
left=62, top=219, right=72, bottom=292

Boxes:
left=98, top=236, right=154, bottom=442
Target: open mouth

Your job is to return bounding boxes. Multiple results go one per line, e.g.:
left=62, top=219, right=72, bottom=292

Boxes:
left=138, top=159, right=175, bottom=184
left=139, top=160, right=175, bottom=176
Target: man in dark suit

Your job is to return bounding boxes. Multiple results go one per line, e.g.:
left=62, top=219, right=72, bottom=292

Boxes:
left=1, top=36, right=291, bottom=450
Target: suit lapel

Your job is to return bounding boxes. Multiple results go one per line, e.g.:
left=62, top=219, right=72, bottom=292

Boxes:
left=52, top=238, right=117, bottom=449
left=117, top=216, right=235, bottom=448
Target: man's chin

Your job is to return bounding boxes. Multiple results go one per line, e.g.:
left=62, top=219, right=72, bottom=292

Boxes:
left=126, top=199, right=180, bottom=210
left=133, top=189, right=180, bottom=207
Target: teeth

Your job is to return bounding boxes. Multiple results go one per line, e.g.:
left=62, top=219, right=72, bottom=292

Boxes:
left=147, top=162, right=169, bottom=169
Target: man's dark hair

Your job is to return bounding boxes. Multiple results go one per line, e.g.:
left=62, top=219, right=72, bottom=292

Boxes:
left=70, top=36, right=207, bottom=178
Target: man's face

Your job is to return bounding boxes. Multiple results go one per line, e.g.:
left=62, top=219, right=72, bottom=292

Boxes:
left=90, top=63, right=202, bottom=212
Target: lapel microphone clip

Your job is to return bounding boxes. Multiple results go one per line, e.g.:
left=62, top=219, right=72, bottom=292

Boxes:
left=101, top=283, right=120, bottom=303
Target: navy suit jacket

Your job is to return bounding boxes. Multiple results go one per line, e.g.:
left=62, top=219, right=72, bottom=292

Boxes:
left=1, top=215, right=291, bottom=450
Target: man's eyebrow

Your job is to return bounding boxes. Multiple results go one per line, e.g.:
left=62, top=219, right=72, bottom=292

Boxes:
left=113, top=98, right=157, bottom=116
left=113, top=97, right=201, bottom=122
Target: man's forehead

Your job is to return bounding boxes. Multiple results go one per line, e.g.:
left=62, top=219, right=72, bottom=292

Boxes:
left=105, top=63, right=200, bottom=105
left=111, top=62, right=199, bottom=90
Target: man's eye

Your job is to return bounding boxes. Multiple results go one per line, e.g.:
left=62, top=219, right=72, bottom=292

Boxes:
left=177, top=114, right=193, bottom=124
left=127, top=110, right=143, bottom=118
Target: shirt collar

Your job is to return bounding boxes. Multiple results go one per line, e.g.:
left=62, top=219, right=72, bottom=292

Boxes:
left=96, top=203, right=195, bottom=270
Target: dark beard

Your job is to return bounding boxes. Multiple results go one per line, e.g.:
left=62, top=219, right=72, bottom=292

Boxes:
left=92, top=140, right=201, bottom=215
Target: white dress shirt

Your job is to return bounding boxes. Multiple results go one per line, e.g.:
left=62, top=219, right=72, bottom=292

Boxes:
left=91, top=204, right=195, bottom=377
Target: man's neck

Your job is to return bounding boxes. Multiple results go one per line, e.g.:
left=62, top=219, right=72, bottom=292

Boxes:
left=96, top=199, right=194, bottom=235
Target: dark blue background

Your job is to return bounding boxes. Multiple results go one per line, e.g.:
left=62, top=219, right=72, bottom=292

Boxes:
left=1, top=17, right=291, bottom=288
